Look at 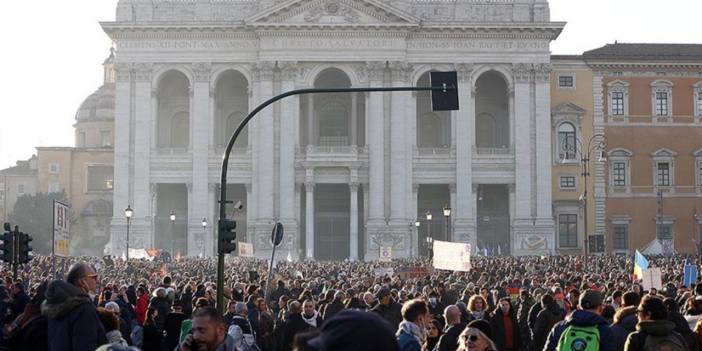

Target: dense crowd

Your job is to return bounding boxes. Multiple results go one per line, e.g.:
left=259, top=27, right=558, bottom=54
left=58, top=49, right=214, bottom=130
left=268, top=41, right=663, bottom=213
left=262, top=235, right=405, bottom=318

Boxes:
left=0, top=253, right=700, bottom=351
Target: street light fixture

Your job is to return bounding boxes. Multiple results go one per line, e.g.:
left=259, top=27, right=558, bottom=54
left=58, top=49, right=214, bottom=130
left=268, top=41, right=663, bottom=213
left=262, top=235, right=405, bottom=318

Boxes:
left=170, top=210, right=176, bottom=257
left=425, top=210, right=433, bottom=258
left=443, top=204, right=451, bottom=241
left=124, top=205, right=133, bottom=263
left=561, top=134, right=607, bottom=265
left=201, top=217, right=208, bottom=258
left=426, top=236, right=434, bottom=259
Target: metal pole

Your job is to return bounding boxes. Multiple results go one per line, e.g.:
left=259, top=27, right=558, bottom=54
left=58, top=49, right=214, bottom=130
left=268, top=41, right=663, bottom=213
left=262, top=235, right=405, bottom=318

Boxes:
left=52, top=200, right=56, bottom=279
left=265, top=244, right=277, bottom=305
left=216, top=84, right=457, bottom=312
left=583, top=154, right=588, bottom=268
left=126, top=218, right=130, bottom=263
left=12, top=226, right=18, bottom=280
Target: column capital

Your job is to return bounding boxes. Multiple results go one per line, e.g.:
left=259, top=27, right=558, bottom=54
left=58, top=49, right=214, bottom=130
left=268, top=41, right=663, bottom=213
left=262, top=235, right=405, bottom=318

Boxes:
left=134, top=63, right=153, bottom=82
left=277, top=61, right=298, bottom=81
left=365, top=61, right=386, bottom=77
left=253, top=61, right=276, bottom=81
left=454, top=63, right=474, bottom=82
left=534, top=63, right=552, bottom=83
left=512, top=63, right=533, bottom=83
left=413, top=183, right=420, bottom=193
left=389, top=61, right=413, bottom=82
left=192, top=62, right=212, bottom=82
left=115, top=63, right=132, bottom=82
left=349, top=182, right=360, bottom=192
left=449, top=183, right=457, bottom=193
left=472, top=183, right=479, bottom=192
left=304, top=181, right=315, bottom=191
left=351, top=63, right=368, bottom=84
left=244, top=183, right=252, bottom=192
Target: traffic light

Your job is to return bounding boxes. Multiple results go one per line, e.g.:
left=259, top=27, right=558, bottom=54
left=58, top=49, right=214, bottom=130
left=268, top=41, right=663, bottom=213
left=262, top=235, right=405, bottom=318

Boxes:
left=0, top=224, right=12, bottom=264
left=17, top=232, right=32, bottom=264
left=218, top=219, right=237, bottom=254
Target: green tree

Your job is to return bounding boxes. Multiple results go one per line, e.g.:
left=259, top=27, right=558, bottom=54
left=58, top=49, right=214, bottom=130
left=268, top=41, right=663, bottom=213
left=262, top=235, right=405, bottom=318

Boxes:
left=8, top=191, right=72, bottom=255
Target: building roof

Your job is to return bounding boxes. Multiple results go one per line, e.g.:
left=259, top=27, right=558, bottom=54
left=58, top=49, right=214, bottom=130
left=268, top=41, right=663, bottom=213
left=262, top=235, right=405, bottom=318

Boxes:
left=0, top=156, right=37, bottom=176
left=583, top=43, right=702, bottom=61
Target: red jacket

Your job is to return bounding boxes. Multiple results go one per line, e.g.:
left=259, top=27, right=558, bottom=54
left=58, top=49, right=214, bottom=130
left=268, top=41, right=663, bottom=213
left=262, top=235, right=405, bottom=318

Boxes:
left=135, top=294, right=149, bottom=325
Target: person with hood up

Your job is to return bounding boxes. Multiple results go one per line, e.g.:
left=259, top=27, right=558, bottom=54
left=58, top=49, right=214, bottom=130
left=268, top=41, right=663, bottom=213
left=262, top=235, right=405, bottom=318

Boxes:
left=42, top=262, right=107, bottom=351
left=610, top=291, right=640, bottom=351
left=532, top=294, right=563, bottom=351
left=543, top=289, right=615, bottom=351
left=624, top=295, right=688, bottom=351
left=396, top=298, right=430, bottom=351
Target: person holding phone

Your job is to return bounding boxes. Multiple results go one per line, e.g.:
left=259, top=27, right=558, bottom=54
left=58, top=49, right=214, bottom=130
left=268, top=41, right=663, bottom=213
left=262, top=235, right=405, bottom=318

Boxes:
left=178, top=307, right=235, bottom=351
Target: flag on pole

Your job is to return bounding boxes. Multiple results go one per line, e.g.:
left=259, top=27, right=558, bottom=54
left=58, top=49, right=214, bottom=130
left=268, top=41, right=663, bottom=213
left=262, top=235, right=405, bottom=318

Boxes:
left=633, top=250, right=649, bottom=281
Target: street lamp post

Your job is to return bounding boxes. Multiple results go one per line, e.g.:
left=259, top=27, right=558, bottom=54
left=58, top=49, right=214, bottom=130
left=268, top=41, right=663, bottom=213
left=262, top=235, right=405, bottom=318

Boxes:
left=426, top=236, right=434, bottom=260
left=426, top=210, right=433, bottom=258
left=124, top=205, right=133, bottom=263
left=413, top=220, right=420, bottom=258
left=443, top=205, right=451, bottom=241
left=169, top=210, right=176, bottom=257
left=201, top=217, right=208, bottom=258
left=562, top=134, right=607, bottom=267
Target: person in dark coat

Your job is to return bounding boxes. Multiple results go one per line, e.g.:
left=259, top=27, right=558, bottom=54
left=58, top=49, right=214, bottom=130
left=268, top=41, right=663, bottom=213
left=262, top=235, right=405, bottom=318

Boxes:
left=489, top=297, right=521, bottom=351
left=624, top=295, right=688, bottom=351
left=163, top=301, right=189, bottom=351
left=141, top=307, right=162, bottom=351
left=269, top=280, right=291, bottom=313
left=371, top=288, right=403, bottom=329
left=307, top=309, right=400, bottom=351
left=148, top=287, right=171, bottom=332
left=611, top=291, right=641, bottom=351
left=4, top=281, right=48, bottom=351
left=532, top=294, right=564, bottom=351
left=516, top=290, right=535, bottom=349
left=42, top=262, right=107, bottom=351
left=543, top=290, right=615, bottom=351
left=321, top=291, right=345, bottom=321
left=281, top=301, right=314, bottom=351
left=9, top=282, right=30, bottom=322
left=437, top=305, right=467, bottom=351
left=664, top=297, right=699, bottom=351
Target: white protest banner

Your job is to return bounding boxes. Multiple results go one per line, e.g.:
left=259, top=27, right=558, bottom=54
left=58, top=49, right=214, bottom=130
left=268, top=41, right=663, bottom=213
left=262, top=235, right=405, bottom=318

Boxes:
left=641, top=268, right=663, bottom=291
left=432, top=240, right=471, bottom=272
left=53, top=200, right=70, bottom=257
left=374, top=267, right=394, bottom=277
left=238, top=242, right=254, bottom=257
left=379, top=247, right=392, bottom=262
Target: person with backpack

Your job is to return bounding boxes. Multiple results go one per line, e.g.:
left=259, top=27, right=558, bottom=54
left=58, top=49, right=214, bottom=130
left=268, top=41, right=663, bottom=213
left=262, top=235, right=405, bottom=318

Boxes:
left=228, top=302, right=259, bottom=351
left=624, top=295, right=688, bottom=351
left=543, top=289, right=615, bottom=351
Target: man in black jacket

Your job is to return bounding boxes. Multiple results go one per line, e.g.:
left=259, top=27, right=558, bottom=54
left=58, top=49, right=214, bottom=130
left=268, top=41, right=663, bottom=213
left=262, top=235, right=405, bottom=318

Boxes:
left=436, top=305, right=466, bottom=351
left=163, top=300, right=189, bottom=351
left=281, top=301, right=313, bottom=351
left=321, top=291, right=345, bottom=321
left=371, top=288, right=402, bottom=329
left=42, top=262, right=107, bottom=351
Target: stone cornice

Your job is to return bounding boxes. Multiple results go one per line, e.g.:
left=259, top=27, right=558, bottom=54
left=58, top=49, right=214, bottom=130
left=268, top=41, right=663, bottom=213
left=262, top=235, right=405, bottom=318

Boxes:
left=587, top=61, right=702, bottom=71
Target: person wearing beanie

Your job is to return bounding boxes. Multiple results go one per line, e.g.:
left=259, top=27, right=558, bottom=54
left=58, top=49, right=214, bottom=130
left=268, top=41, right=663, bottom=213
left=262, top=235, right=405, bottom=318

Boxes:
left=458, top=320, right=498, bottom=351
left=543, top=290, right=615, bottom=351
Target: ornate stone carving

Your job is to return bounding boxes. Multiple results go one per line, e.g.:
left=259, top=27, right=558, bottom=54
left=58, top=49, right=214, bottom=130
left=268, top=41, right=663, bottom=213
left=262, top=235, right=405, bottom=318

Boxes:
left=351, top=63, right=368, bottom=84
left=253, top=61, right=276, bottom=81
left=349, top=182, right=359, bottom=192
left=115, top=63, right=131, bottom=82
left=389, top=61, right=413, bottom=82
left=192, top=62, right=211, bottom=82
left=304, top=181, right=315, bottom=191
left=304, top=1, right=360, bottom=23
left=133, top=63, right=153, bottom=82
left=277, top=61, right=298, bottom=81
left=534, top=63, right=552, bottom=83
left=513, top=63, right=533, bottom=83
left=454, top=63, right=473, bottom=82
left=365, top=61, right=386, bottom=79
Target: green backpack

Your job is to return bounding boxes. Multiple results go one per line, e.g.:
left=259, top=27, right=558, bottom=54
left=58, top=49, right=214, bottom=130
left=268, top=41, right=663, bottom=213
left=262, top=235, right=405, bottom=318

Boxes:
left=557, top=325, right=600, bottom=351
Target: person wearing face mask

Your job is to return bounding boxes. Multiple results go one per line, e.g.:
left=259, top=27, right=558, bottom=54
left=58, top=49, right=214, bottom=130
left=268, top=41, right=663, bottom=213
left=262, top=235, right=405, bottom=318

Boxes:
left=42, top=262, right=108, bottom=351
left=397, top=298, right=430, bottom=351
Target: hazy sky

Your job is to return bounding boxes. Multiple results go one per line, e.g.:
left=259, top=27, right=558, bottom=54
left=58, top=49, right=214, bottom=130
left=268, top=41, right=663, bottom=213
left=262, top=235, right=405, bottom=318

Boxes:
left=1, top=0, right=700, bottom=169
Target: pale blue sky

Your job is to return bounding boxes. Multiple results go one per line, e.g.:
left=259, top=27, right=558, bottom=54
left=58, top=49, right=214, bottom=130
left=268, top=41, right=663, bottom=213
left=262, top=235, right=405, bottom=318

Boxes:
left=1, top=0, right=700, bottom=169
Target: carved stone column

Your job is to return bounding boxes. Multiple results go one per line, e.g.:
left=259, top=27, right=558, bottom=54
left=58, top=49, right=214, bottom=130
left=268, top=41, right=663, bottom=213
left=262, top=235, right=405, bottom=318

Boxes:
left=453, top=63, right=475, bottom=244
left=349, top=182, right=359, bottom=260
left=190, top=63, right=211, bottom=257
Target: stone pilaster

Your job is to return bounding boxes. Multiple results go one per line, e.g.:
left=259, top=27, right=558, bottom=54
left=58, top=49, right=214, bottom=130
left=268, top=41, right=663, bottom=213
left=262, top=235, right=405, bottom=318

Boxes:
left=190, top=63, right=211, bottom=256
left=278, top=61, right=299, bottom=260
left=110, top=62, right=133, bottom=256
left=365, top=61, right=387, bottom=256
left=453, top=63, right=476, bottom=244
left=131, top=63, right=153, bottom=249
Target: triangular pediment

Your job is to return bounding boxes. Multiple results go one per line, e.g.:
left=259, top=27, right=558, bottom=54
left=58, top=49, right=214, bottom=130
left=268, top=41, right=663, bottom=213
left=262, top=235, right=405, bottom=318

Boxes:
left=552, top=102, right=586, bottom=115
left=246, top=0, right=421, bottom=26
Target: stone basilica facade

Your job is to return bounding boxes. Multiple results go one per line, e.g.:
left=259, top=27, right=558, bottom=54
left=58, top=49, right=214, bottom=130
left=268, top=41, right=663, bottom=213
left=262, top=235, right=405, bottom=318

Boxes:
left=104, top=0, right=564, bottom=259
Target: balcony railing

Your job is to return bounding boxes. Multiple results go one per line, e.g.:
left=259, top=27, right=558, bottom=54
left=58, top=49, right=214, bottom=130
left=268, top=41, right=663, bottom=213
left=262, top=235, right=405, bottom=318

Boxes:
left=415, top=147, right=453, bottom=156
left=474, top=146, right=514, bottom=156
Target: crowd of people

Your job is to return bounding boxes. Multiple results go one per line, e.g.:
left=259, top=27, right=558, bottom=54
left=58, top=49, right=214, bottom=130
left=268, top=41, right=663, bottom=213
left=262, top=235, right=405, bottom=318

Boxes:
left=0, top=253, right=700, bottom=350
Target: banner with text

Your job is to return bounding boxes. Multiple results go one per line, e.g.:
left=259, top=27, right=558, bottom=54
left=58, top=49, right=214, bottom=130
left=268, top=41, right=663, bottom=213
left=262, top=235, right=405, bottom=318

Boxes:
left=641, top=268, right=663, bottom=291
left=53, top=201, right=70, bottom=257
left=433, top=240, right=471, bottom=272
left=239, top=242, right=254, bottom=258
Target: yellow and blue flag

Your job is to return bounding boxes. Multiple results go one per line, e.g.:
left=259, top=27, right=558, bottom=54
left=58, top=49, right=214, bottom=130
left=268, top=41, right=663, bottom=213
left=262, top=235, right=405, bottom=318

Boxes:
left=633, top=250, right=648, bottom=281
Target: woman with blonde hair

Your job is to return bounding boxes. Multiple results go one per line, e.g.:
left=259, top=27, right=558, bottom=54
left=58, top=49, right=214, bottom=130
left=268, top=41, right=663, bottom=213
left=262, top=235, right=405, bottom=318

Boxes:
left=458, top=320, right=498, bottom=351
left=468, top=295, right=492, bottom=321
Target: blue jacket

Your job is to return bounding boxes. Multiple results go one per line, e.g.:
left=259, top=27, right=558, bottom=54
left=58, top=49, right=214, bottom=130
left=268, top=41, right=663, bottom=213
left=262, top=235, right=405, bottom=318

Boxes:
left=610, top=306, right=638, bottom=351
left=42, top=280, right=107, bottom=351
left=543, top=310, right=615, bottom=351
left=398, top=329, right=422, bottom=351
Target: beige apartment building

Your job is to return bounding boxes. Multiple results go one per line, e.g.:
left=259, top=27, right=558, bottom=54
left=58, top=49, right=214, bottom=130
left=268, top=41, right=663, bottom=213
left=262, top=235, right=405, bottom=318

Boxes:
left=0, top=156, right=38, bottom=224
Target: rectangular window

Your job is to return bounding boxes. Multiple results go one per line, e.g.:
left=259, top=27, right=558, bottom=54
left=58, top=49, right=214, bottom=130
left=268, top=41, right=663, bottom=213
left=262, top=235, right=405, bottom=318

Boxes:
left=559, top=176, right=576, bottom=189
left=613, top=224, right=629, bottom=250
left=657, top=162, right=671, bottom=186
left=558, top=76, right=574, bottom=88
left=48, top=182, right=59, bottom=193
left=698, top=159, right=702, bottom=187
left=613, top=162, right=626, bottom=186
left=17, top=184, right=25, bottom=195
left=100, top=131, right=110, bottom=147
left=655, top=92, right=669, bottom=116
left=48, top=163, right=60, bottom=174
left=611, top=92, right=624, bottom=115
left=87, top=166, right=114, bottom=191
left=697, top=92, right=702, bottom=116
left=559, top=214, right=578, bottom=248
left=657, top=224, right=672, bottom=240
